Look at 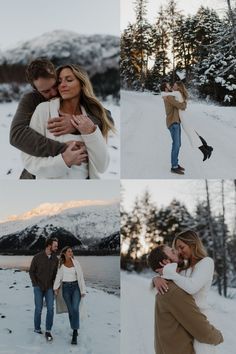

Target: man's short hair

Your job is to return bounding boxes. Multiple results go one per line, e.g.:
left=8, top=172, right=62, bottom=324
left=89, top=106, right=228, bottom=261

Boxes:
left=26, top=58, right=56, bottom=87
left=148, top=245, right=169, bottom=272
left=160, top=81, right=168, bottom=91
left=45, top=237, right=58, bottom=248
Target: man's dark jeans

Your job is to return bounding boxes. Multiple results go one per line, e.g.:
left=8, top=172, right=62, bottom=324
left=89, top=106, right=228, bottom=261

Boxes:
left=33, top=286, right=54, bottom=332
left=168, top=122, right=181, bottom=168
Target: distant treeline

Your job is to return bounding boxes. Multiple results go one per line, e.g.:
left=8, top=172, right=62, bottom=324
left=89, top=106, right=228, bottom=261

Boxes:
left=0, top=249, right=120, bottom=256
left=0, top=64, right=119, bottom=100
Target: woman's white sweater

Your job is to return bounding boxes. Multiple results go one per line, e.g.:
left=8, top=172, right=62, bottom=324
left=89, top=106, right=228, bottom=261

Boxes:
left=21, top=98, right=109, bottom=179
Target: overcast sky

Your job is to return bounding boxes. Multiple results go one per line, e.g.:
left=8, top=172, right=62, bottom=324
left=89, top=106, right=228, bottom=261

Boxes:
left=0, top=180, right=119, bottom=221
left=122, top=180, right=235, bottom=232
left=121, top=0, right=225, bottom=30
left=0, top=0, right=119, bottom=50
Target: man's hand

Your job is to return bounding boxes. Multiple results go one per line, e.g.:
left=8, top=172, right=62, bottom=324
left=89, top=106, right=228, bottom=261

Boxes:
left=159, top=259, right=171, bottom=267
left=65, top=140, right=86, bottom=151
left=62, top=142, right=88, bottom=167
left=153, top=276, right=169, bottom=295
left=47, top=113, right=77, bottom=136
left=71, top=114, right=96, bottom=135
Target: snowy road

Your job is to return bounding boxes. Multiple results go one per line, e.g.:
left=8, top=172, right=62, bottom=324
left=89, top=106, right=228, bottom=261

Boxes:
left=121, top=272, right=236, bottom=354
left=121, top=90, right=236, bottom=179
left=0, top=269, right=120, bottom=354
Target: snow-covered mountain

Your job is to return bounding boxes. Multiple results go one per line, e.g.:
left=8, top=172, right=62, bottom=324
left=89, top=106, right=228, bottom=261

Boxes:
left=0, top=200, right=120, bottom=251
left=0, top=30, right=119, bottom=75
left=0, top=30, right=120, bottom=100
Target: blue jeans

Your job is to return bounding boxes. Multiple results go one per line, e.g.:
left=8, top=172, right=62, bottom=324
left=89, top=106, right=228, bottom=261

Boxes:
left=33, top=287, right=54, bottom=331
left=168, top=123, right=181, bottom=168
left=62, top=281, right=81, bottom=330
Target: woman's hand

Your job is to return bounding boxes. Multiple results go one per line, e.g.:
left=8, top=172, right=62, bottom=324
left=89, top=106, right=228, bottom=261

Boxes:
left=54, top=289, right=59, bottom=296
left=153, top=276, right=169, bottom=295
left=71, top=115, right=96, bottom=135
left=81, top=293, right=86, bottom=298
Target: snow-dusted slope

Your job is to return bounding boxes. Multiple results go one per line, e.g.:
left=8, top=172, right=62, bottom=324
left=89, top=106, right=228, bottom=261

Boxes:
left=0, top=201, right=120, bottom=249
left=0, top=30, right=119, bottom=75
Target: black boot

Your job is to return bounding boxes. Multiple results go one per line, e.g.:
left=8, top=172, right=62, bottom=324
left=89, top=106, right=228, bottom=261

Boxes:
left=199, top=145, right=210, bottom=161
left=45, top=331, right=53, bottom=341
left=199, top=136, right=213, bottom=158
left=71, top=330, right=78, bottom=345
left=198, top=135, right=208, bottom=146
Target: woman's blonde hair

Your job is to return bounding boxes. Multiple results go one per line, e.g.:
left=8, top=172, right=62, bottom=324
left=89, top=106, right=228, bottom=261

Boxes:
left=173, top=230, right=207, bottom=267
left=175, top=81, right=188, bottom=101
left=59, top=246, right=73, bottom=267
left=56, top=64, right=115, bottom=138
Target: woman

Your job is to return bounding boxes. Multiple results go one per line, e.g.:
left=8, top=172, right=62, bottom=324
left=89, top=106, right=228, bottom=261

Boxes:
left=22, top=64, right=115, bottom=178
left=53, top=246, right=86, bottom=345
left=154, top=230, right=220, bottom=354
left=161, top=81, right=213, bottom=161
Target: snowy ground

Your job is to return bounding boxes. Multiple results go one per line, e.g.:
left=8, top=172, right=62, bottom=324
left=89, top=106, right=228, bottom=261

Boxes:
left=121, top=272, right=236, bottom=354
left=121, top=90, right=236, bottom=178
left=0, top=99, right=120, bottom=179
left=0, top=269, right=120, bottom=354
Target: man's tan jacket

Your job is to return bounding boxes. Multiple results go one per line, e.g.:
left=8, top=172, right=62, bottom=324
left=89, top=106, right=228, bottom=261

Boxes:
left=155, top=281, right=223, bottom=354
left=163, top=96, right=186, bottom=128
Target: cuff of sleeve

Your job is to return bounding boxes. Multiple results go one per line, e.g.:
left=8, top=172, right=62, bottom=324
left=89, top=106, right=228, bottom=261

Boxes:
left=58, top=153, right=72, bottom=170
left=81, top=126, right=102, bottom=142
left=163, top=263, right=178, bottom=279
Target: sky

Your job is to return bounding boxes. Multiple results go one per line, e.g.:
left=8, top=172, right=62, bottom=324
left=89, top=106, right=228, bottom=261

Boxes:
left=0, top=0, right=120, bottom=50
left=122, top=180, right=236, bottom=232
left=0, top=180, right=120, bottom=221
left=121, top=0, right=226, bottom=31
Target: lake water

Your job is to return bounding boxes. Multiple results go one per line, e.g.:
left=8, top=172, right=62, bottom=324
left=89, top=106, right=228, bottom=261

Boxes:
left=0, top=255, right=120, bottom=295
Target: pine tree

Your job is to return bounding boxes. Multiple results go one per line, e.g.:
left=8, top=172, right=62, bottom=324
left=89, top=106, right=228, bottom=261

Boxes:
left=194, top=6, right=222, bottom=62
left=133, top=0, right=152, bottom=90
left=120, top=24, right=139, bottom=89
left=156, top=199, right=194, bottom=244
left=193, top=14, right=236, bottom=105
left=165, top=0, right=183, bottom=81
left=172, top=15, right=197, bottom=80
left=151, top=5, right=170, bottom=87
left=125, top=197, right=143, bottom=263
left=139, top=189, right=160, bottom=251
left=194, top=201, right=214, bottom=252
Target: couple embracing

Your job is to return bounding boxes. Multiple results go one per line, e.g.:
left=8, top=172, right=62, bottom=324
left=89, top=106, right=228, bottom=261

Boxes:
left=161, top=82, right=213, bottom=175
left=29, top=237, right=85, bottom=345
left=148, top=230, right=223, bottom=354
left=10, top=58, right=115, bottom=179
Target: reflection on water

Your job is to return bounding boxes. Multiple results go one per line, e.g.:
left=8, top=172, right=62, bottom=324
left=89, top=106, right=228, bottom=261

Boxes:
left=0, top=255, right=120, bottom=295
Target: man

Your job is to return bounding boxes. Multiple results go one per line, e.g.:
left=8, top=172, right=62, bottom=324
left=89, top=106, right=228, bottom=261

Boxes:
left=148, top=246, right=223, bottom=354
left=160, top=81, right=186, bottom=175
left=10, top=58, right=92, bottom=178
left=29, top=237, right=59, bottom=341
